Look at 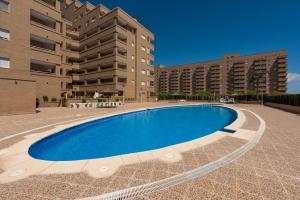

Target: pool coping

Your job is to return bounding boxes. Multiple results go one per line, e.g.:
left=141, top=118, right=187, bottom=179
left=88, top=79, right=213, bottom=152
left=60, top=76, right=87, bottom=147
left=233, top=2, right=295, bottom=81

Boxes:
left=0, top=103, right=247, bottom=183
left=80, top=108, right=265, bottom=200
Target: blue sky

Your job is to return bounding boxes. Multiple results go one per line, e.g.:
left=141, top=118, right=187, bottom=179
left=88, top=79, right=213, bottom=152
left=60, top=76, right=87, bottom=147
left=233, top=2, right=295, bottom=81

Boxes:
left=81, top=0, right=300, bottom=93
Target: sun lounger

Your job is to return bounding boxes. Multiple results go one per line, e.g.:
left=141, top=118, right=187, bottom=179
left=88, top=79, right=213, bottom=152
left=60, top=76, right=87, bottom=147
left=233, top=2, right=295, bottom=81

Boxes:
left=220, top=97, right=235, bottom=104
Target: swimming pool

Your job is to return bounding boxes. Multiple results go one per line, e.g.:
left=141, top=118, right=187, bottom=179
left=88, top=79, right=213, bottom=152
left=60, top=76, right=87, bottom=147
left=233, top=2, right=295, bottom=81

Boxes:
left=28, top=105, right=237, bottom=161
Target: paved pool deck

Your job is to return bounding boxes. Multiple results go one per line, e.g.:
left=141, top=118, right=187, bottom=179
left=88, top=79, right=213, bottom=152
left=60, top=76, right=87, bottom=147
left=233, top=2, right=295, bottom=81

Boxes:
left=0, top=102, right=299, bottom=200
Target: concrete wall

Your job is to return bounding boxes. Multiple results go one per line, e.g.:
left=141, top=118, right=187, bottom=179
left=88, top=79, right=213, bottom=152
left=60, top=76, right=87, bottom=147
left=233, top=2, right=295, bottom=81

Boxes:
left=0, top=78, right=36, bottom=115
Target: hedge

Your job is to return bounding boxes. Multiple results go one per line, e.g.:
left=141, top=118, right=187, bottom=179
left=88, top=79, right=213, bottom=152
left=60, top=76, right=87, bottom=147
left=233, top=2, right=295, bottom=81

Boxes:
left=157, top=93, right=300, bottom=107
left=265, top=94, right=300, bottom=107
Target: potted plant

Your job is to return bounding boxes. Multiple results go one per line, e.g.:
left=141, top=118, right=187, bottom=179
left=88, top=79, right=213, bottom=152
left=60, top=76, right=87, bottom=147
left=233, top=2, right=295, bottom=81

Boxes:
left=42, top=96, right=49, bottom=102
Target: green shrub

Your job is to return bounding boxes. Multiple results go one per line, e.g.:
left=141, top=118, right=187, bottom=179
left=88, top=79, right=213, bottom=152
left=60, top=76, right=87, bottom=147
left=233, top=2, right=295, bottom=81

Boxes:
left=265, top=94, right=300, bottom=106
left=42, top=96, right=49, bottom=102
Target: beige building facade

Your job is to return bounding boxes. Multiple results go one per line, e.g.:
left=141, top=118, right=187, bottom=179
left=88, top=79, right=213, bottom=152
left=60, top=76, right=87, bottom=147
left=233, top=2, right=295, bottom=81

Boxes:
left=0, top=0, right=154, bottom=115
left=155, top=51, right=287, bottom=95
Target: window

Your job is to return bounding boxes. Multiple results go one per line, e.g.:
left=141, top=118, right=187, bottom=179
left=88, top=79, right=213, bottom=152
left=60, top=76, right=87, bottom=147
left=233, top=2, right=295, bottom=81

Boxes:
left=141, top=58, right=146, bottom=63
left=131, top=68, right=135, bottom=72
left=131, top=80, right=135, bottom=84
left=131, top=42, right=134, bottom=47
left=147, top=48, right=150, bottom=54
left=141, top=81, right=145, bottom=86
left=0, top=0, right=9, bottom=12
left=141, top=46, right=146, bottom=51
left=146, top=70, right=150, bottom=76
left=141, top=69, right=146, bottom=75
left=131, top=55, right=134, bottom=60
left=0, top=28, right=9, bottom=40
left=141, top=34, right=146, bottom=40
left=147, top=59, right=150, bottom=65
left=0, top=57, right=10, bottom=68
left=91, top=17, right=96, bottom=23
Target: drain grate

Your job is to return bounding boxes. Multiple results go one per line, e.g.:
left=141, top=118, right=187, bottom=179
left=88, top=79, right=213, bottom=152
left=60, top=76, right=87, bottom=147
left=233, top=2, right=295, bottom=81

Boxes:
left=221, top=128, right=236, bottom=133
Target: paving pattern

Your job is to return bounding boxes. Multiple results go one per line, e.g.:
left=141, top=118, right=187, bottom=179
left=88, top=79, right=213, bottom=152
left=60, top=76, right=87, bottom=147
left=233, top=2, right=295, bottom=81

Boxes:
left=0, top=136, right=246, bottom=200
left=134, top=106, right=300, bottom=200
left=0, top=103, right=299, bottom=200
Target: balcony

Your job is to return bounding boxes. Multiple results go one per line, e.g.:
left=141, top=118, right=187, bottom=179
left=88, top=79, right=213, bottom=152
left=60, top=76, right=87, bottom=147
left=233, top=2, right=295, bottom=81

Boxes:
left=118, top=77, right=127, bottom=84
left=277, top=57, right=287, bottom=64
left=86, top=79, right=98, bottom=86
left=117, top=48, right=127, bottom=57
left=278, top=82, right=286, bottom=87
left=117, top=33, right=127, bottom=44
left=86, top=28, right=98, bottom=38
left=32, top=0, right=60, bottom=21
left=85, top=53, right=99, bottom=62
left=66, top=32, right=80, bottom=41
left=86, top=40, right=99, bottom=50
left=66, top=57, right=83, bottom=67
left=31, top=10, right=56, bottom=32
left=30, top=34, right=56, bottom=52
left=100, top=20, right=115, bottom=31
left=30, top=59, right=56, bottom=75
left=278, top=77, right=287, bottom=82
left=39, top=0, right=56, bottom=8
left=278, top=73, right=287, bottom=78
left=100, top=63, right=114, bottom=71
left=66, top=29, right=80, bottom=38
left=101, top=78, right=114, bottom=84
left=100, top=49, right=114, bottom=58
left=278, top=68, right=286, bottom=73
left=118, top=63, right=127, bottom=70
left=63, top=51, right=78, bottom=60
left=277, top=63, right=286, bottom=68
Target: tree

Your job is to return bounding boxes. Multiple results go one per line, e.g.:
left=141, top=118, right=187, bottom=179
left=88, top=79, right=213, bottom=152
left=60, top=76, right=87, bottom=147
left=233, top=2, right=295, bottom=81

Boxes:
left=249, top=71, right=267, bottom=103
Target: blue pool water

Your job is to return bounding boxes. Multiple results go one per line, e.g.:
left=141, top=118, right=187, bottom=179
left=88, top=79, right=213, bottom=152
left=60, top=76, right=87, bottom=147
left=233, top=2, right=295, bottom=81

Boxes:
left=28, top=105, right=237, bottom=161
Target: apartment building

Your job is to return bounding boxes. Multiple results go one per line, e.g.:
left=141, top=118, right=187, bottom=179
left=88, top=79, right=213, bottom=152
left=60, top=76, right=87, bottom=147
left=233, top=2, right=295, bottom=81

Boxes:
left=0, top=0, right=154, bottom=115
left=155, top=50, right=287, bottom=95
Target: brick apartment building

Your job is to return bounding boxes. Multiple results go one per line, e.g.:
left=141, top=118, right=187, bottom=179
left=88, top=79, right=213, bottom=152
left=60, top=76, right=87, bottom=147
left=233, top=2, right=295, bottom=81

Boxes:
left=155, top=51, right=287, bottom=95
left=0, top=0, right=155, bottom=115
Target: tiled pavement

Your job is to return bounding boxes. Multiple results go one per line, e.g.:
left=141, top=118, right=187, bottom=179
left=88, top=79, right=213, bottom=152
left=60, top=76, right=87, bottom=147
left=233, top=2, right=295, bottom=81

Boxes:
left=134, top=106, right=300, bottom=200
left=0, top=104, right=299, bottom=200
left=0, top=136, right=246, bottom=200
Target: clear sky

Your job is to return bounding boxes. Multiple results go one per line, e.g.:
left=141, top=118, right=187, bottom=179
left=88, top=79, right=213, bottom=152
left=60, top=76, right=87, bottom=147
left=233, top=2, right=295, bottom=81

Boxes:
left=80, top=0, right=300, bottom=93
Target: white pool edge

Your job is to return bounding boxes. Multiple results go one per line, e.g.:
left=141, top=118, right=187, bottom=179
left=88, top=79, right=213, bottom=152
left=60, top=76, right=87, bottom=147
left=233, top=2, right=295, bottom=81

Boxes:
left=78, top=108, right=265, bottom=200
left=0, top=103, right=247, bottom=183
